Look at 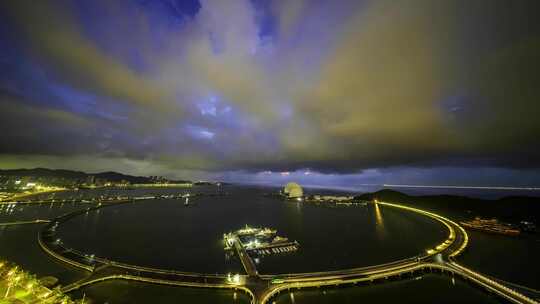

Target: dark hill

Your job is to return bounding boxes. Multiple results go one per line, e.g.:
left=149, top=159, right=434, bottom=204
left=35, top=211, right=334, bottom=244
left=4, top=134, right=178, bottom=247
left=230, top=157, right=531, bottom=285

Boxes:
left=0, top=168, right=153, bottom=184
left=356, top=189, right=410, bottom=201
left=356, top=189, right=540, bottom=222
left=93, top=171, right=150, bottom=184
left=0, top=168, right=87, bottom=178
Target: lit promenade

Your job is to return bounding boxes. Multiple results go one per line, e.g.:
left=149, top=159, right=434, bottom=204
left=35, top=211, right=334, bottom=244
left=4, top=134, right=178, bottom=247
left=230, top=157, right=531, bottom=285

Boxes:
left=37, top=199, right=539, bottom=304
left=0, top=219, right=51, bottom=226
left=0, top=187, right=67, bottom=203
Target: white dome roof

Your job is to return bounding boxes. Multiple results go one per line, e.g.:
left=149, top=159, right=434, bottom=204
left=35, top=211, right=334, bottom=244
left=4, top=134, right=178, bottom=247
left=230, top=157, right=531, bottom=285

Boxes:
left=284, top=182, right=303, bottom=198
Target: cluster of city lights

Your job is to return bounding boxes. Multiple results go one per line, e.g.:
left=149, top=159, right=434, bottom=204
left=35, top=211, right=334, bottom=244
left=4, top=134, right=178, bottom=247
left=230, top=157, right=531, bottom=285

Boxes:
left=0, top=259, right=84, bottom=303
left=0, top=183, right=66, bottom=203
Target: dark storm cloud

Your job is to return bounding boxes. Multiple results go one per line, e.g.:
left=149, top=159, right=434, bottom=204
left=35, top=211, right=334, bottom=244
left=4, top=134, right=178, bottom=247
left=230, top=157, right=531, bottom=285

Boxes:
left=1, top=0, right=540, bottom=181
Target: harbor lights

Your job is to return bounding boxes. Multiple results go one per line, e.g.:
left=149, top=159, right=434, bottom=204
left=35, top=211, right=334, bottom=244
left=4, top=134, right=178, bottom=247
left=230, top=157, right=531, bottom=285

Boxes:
left=224, top=234, right=235, bottom=248
left=434, top=253, right=444, bottom=264
left=86, top=254, right=95, bottom=261
left=40, top=291, right=51, bottom=299
left=246, top=239, right=260, bottom=249
left=227, top=273, right=241, bottom=285
left=426, top=249, right=436, bottom=255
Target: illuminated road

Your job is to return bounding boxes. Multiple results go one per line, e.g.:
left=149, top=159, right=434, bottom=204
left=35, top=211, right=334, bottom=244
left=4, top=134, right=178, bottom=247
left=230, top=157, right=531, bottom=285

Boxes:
left=36, top=199, right=538, bottom=304
left=233, top=237, right=259, bottom=276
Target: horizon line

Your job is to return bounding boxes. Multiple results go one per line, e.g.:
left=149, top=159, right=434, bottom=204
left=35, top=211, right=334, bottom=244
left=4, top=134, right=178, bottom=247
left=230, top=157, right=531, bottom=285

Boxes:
left=362, top=184, right=540, bottom=191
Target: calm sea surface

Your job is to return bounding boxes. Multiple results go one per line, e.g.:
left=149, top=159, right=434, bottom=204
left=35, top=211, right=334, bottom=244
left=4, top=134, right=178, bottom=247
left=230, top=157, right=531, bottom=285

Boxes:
left=0, top=185, right=535, bottom=303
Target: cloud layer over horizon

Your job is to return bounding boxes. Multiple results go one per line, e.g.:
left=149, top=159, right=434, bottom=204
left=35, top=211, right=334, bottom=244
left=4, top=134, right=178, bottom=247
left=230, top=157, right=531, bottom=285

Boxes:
left=1, top=0, right=540, bottom=185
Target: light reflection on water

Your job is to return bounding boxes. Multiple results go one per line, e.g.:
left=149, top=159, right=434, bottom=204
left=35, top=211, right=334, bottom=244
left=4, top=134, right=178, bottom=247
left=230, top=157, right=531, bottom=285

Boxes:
left=374, top=202, right=385, bottom=240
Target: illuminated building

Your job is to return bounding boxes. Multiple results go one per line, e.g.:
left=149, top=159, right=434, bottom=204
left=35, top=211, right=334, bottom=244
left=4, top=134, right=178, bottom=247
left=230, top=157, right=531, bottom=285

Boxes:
left=283, top=182, right=303, bottom=199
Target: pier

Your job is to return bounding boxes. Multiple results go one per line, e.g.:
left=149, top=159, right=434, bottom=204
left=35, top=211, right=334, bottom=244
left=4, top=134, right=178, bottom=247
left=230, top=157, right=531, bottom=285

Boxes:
left=252, top=243, right=299, bottom=256
left=233, top=237, right=259, bottom=276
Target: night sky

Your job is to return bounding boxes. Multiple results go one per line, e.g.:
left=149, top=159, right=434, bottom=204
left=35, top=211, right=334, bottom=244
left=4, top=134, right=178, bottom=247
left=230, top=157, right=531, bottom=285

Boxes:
left=1, top=0, right=540, bottom=187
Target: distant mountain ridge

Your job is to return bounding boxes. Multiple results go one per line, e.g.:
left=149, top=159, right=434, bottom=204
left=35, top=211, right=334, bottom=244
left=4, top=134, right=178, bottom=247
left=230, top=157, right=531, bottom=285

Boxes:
left=356, top=189, right=540, bottom=222
left=0, top=168, right=190, bottom=184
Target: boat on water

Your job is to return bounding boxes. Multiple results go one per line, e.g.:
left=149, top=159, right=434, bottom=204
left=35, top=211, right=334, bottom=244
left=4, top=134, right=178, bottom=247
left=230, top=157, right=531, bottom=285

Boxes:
left=235, top=225, right=276, bottom=237
left=460, top=217, right=520, bottom=236
left=255, top=227, right=277, bottom=237
left=272, top=235, right=289, bottom=244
